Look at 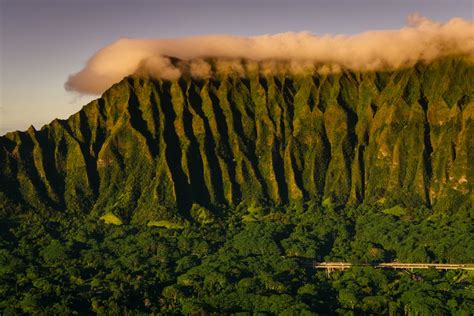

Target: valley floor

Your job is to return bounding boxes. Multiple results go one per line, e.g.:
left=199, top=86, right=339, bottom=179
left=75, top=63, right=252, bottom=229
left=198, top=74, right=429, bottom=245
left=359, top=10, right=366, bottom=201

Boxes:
left=0, top=204, right=473, bottom=314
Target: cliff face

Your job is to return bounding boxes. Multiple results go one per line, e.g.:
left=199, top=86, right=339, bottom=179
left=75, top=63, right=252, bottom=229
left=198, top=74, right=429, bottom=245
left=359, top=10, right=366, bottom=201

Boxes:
left=1, top=58, right=473, bottom=221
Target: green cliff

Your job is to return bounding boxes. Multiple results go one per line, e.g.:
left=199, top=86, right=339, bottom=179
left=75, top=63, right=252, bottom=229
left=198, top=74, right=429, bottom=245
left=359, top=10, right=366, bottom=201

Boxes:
left=1, top=58, right=473, bottom=222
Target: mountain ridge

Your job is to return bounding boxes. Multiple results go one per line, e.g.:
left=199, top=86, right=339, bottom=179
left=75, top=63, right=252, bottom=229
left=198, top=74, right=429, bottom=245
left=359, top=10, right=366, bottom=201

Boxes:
left=1, top=57, right=473, bottom=222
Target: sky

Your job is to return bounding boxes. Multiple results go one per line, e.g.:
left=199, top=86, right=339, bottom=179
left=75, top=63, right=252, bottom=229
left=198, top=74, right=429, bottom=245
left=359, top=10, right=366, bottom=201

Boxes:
left=0, top=0, right=473, bottom=135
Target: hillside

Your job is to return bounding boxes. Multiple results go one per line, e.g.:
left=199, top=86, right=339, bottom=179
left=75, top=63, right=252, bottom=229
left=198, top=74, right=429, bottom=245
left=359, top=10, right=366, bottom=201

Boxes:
left=1, top=58, right=473, bottom=221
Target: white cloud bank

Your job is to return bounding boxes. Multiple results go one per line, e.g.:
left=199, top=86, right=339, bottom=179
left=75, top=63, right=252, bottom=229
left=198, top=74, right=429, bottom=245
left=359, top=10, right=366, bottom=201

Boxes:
left=65, top=15, right=474, bottom=95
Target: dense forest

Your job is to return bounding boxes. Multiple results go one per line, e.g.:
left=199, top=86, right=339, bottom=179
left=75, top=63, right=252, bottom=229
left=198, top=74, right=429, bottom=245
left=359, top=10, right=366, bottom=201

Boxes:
left=1, top=203, right=473, bottom=314
left=1, top=58, right=473, bottom=314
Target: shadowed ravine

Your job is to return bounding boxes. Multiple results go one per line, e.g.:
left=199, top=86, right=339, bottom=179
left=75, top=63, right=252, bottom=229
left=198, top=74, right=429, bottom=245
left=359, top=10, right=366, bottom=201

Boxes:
left=0, top=58, right=473, bottom=222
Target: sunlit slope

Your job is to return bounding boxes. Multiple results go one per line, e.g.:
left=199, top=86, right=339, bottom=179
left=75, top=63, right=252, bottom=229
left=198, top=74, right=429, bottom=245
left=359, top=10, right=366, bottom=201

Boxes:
left=1, top=58, right=472, bottom=221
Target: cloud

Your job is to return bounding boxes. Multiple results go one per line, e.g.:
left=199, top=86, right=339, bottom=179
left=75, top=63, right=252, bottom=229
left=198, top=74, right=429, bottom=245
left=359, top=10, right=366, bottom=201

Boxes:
left=65, top=15, right=474, bottom=95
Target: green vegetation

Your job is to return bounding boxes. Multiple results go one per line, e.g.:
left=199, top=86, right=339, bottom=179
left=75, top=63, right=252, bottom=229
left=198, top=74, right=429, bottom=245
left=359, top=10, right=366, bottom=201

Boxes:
left=146, top=220, right=184, bottom=229
left=382, top=205, right=407, bottom=217
left=0, top=58, right=473, bottom=313
left=1, top=58, right=473, bottom=221
left=99, top=213, right=123, bottom=225
left=0, top=204, right=473, bottom=314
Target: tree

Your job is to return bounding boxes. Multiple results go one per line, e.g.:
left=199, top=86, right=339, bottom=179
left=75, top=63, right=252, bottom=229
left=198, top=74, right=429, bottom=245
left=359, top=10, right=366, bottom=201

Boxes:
left=41, top=240, right=69, bottom=265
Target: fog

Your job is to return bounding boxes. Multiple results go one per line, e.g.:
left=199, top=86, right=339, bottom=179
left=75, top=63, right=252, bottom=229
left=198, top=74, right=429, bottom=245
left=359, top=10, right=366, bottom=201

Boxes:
left=65, top=15, right=474, bottom=95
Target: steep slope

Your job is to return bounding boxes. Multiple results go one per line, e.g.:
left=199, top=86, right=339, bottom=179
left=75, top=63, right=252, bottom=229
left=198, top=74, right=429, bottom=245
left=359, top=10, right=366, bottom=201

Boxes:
left=1, top=58, right=473, bottom=222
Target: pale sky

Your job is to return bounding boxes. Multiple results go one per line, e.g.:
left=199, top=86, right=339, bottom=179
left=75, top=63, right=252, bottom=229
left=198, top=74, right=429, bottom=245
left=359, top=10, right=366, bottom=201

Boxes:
left=1, top=0, right=473, bottom=135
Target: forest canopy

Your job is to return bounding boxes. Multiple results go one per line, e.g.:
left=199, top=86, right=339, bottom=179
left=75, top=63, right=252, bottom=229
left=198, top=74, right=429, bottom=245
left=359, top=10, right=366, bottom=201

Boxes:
left=0, top=203, right=473, bottom=314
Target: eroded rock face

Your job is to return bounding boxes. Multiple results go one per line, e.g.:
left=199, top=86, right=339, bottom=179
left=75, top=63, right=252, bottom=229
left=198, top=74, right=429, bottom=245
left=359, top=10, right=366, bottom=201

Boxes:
left=1, top=58, right=472, bottom=221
